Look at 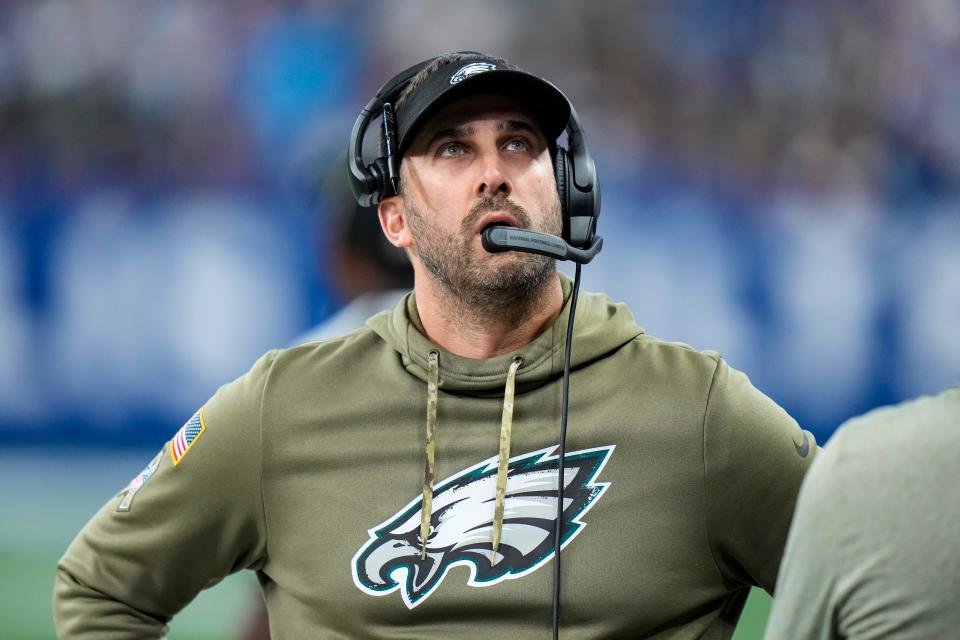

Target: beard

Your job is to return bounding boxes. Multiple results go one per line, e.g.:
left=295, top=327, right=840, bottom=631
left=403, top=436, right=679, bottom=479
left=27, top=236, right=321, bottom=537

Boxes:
left=406, top=193, right=562, bottom=310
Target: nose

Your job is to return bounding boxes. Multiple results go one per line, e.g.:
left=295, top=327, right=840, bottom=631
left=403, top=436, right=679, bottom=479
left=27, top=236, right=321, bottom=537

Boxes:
left=476, top=151, right=512, bottom=198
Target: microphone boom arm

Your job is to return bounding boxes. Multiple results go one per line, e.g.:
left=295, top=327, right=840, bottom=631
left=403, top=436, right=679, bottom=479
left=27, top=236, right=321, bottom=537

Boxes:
left=481, top=226, right=603, bottom=264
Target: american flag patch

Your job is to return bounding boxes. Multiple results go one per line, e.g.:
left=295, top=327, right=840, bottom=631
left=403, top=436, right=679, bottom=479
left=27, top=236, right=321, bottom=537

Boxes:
left=170, top=409, right=207, bottom=465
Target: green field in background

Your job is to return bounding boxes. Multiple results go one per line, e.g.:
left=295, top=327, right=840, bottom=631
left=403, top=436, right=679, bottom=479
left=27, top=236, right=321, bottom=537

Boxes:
left=0, top=449, right=769, bottom=639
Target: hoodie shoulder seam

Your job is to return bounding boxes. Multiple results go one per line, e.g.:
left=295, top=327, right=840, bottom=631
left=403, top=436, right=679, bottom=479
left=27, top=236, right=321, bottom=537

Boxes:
left=630, top=333, right=722, bottom=363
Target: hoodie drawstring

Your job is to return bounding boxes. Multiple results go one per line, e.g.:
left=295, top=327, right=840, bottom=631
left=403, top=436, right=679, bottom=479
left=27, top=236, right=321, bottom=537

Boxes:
left=420, top=350, right=439, bottom=559
left=491, top=356, right=522, bottom=564
left=419, top=353, right=523, bottom=564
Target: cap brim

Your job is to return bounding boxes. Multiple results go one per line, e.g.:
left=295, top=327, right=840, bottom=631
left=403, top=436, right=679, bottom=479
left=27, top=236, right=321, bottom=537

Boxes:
left=396, top=69, right=571, bottom=155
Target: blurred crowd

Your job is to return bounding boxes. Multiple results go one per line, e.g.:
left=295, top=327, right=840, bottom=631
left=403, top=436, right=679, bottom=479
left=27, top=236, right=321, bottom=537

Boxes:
left=1, top=0, right=958, bottom=446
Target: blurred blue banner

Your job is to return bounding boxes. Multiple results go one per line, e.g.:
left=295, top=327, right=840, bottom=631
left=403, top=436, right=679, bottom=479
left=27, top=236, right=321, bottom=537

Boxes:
left=1, top=1, right=958, bottom=450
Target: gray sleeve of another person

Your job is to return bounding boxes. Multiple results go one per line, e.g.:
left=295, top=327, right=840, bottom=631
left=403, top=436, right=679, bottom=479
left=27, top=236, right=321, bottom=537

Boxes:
left=764, top=387, right=960, bottom=640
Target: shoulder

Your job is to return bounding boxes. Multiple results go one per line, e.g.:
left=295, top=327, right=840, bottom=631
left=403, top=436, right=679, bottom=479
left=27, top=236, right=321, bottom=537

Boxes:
left=270, top=325, right=389, bottom=381
left=202, top=328, right=390, bottom=420
left=621, top=328, right=720, bottom=366
left=612, top=330, right=794, bottom=437
left=822, top=385, right=960, bottom=481
left=253, top=326, right=401, bottom=409
left=836, top=385, right=959, bottom=445
left=282, top=323, right=382, bottom=356
left=621, top=332, right=723, bottom=389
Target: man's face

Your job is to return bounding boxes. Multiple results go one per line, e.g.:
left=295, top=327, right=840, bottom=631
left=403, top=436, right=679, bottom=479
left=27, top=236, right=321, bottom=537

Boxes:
left=389, top=94, right=562, bottom=301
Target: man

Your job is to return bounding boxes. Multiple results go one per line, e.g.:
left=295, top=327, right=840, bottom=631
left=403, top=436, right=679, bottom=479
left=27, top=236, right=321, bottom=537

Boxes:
left=55, top=52, right=816, bottom=639
left=765, top=386, right=960, bottom=639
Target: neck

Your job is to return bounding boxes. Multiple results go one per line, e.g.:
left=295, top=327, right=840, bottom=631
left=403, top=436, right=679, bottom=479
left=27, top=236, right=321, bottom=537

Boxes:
left=414, top=271, right=564, bottom=359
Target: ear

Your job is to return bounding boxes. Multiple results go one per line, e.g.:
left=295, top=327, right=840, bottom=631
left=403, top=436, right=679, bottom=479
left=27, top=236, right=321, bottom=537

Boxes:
left=378, top=195, right=413, bottom=249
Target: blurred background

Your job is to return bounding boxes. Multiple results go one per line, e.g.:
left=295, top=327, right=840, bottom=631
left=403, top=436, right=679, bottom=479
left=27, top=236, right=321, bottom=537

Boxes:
left=1, top=0, right=958, bottom=637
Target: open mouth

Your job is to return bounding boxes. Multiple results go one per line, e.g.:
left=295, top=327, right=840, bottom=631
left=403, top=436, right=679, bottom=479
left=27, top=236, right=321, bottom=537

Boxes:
left=476, top=214, right=518, bottom=236
left=480, top=221, right=511, bottom=235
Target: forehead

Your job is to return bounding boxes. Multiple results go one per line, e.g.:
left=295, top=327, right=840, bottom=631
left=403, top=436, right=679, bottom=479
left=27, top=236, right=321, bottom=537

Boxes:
left=408, top=93, right=547, bottom=148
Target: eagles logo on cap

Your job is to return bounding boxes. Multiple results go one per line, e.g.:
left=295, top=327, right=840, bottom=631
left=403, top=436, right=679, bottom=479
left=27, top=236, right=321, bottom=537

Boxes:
left=393, top=54, right=571, bottom=156
left=449, top=62, right=496, bottom=85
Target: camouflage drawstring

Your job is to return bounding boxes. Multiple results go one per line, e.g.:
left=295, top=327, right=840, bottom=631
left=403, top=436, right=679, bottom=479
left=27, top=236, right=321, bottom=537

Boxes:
left=420, top=350, right=439, bottom=560
left=420, top=352, right=522, bottom=564
left=491, top=356, right=522, bottom=564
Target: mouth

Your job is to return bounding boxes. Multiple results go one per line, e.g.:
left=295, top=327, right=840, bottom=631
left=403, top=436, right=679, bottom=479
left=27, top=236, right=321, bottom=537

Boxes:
left=475, top=213, right=519, bottom=236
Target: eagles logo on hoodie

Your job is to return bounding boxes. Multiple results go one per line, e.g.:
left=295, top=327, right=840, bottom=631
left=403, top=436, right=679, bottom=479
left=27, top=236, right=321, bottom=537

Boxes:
left=352, top=445, right=614, bottom=608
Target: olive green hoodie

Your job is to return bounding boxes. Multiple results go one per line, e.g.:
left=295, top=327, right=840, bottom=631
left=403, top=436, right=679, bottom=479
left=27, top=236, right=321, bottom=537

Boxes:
left=55, top=274, right=816, bottom=639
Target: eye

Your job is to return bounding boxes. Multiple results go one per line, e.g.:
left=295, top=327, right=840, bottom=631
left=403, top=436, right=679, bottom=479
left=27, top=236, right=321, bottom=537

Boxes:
left=437, top=142, right=466, bottom=158
left=414, top=525, right=437, bottom=545
left=504, top=137, right=529, bottom=152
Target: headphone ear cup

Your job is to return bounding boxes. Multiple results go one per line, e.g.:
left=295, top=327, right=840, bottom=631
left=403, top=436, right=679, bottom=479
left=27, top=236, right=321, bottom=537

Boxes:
left=370, top=158, right=395, bottom=200
left=561, top=147, right=599, bottom=248
left=553, top=149, right=570, bottom=243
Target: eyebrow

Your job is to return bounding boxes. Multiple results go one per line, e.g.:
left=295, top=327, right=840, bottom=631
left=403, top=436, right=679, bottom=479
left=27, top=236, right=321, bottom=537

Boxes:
left=423, top=125, right=474, bottom=152
left=498, top=119, right=542, bottom=140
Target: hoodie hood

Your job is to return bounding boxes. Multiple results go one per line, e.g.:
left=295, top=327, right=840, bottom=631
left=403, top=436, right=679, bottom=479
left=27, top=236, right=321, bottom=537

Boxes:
left=366, top=273, right=644, bottom=393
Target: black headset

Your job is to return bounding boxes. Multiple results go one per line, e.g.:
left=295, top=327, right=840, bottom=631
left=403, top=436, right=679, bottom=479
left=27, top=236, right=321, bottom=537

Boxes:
left=347, top=53, right=601, bottom=251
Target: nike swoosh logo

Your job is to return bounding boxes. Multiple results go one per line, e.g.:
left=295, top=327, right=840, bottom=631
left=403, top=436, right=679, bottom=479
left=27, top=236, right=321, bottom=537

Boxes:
left=793, top=432, right=810, bottom=458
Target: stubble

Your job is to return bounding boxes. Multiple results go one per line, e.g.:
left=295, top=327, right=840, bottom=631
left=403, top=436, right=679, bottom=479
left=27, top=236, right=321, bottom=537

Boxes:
left=406, top=193, right=561, bottom=319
